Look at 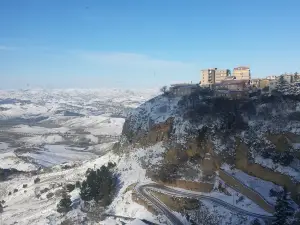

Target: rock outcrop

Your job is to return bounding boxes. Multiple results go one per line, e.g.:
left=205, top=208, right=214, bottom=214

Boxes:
left=121, top=90, right=300, bottom=204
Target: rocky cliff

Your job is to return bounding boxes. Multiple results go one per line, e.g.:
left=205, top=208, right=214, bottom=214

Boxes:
left=120, top=88, right=300, bottom=204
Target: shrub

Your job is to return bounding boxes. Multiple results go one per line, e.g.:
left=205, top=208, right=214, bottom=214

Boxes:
left=107, top=162, right=116, bottom=169
left=269, top=188, right=282, bottom=198
left=13, top=189, right=18, bottom=193
left=23, top=184, right=28, bottom=188
left=75, top=181, right=81, bottom=188
left=251, top=218, right=261, bottom=225
left=57, top=193, right=72, bottom=214
left=279, top=152, right=294, bottom=166
left=34, top=177, right=40, bottom=184
left=40, top=187, right=50, bottom=194
left=46, top=192, right=54, bottom=199
left=160, top=86, right=169, bottom=95
left=156, top=164, right=179, bottom=182
left=65, top=184, right=75, bottom=193
left=0, top=202, right=3, bottom=213
left=8, top=192, right=11, bottom=196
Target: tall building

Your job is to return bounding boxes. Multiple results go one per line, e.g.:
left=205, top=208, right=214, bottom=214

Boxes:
left=201, top=68, right=216, bottom=85
left=233, top=66, right=251, bottom=80
left=215, top=69, right=230, bottom=83
left=201, top=68, right=230, bottom=85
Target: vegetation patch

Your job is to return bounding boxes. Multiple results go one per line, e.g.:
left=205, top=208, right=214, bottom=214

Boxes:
left=150, top=190, right=199, bottom=212
left=80, top=162, right=117, bottom=206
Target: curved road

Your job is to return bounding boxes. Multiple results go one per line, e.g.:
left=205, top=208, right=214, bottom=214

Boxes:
left=134, top=183, right=275, bottom=225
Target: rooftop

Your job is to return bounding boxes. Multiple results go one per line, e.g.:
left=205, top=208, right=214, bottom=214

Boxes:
left=234, top=66, right=250, bottom=70
left=220, top=80, right=247, bottom=84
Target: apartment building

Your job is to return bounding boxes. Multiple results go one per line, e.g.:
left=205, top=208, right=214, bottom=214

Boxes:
left=233, top=66, right=251, bottom=80
left=215, top=69, right=230, bottom=83
left=201, top=68, right=216, bottom=85
left=201, top=68, right=230, bottom=85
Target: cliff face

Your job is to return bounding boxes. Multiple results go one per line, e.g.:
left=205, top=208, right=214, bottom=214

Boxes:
left=121, top=91, right=300, bottom=203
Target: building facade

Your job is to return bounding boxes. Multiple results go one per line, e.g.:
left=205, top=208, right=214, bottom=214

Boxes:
left=214, top=80, right=248, bottom=99
left=215, top=69, right=230, bottom=83
left=169, top=83, right=200, bottom=96
left=201, top=68, right=216, bottom=85
left=201, top=68, right=230, bottom=85
left=259, top=79, right=270, bottom=89
left=233, top=66, right=251, bottom=80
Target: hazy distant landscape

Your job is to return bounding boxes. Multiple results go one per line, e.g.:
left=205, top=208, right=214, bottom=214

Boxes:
left=0, top=89, right=158, bottom=171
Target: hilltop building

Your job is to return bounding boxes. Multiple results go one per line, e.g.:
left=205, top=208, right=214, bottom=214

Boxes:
left=169, top=83, right=200, bottom=97
left=201, top=68, right=216, bottom=85
left=214, top=80, right=249, bottom=99
left=201, top=68, right=230, bottom=85
left=233, top=66, right=251, bottom=80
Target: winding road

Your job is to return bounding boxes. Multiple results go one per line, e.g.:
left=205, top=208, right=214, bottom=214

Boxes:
left=134, top=183, right=275, bottom=225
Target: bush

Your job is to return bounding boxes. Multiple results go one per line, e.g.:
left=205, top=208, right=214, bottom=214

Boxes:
left=40, top=187, right=50, bottom=194
left=57, top=193, right=72, bottom=214
left=160, top=86, right=169, bottom=95
left=107, top=162, right=116, bottom=169
left=269, top=189, right=282, bottom=198
left=279, top=152, right=294, bottom=166
left=34, top=177, right=40, bottom=184
left=156, top=164, right=179, bottom=182
left=75, top=181, right=81, bottom=188
left=65, top=184, right=75, bottom=192
left=0, top=202, right=3, bottom=213
left=23, top=184, right=28, bottom=188
left=13, top=189, right=18, bottom=193
left=251, top=218, right=261, bottom=225
left=8, top=192, right=11, bottom=196
left=46, top=192, right=54, bottom=199
left=80, top=165, right=117, bottom=205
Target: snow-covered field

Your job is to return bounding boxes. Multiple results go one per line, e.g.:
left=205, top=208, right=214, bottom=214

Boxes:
left=0, top=89, right=158, bottom=171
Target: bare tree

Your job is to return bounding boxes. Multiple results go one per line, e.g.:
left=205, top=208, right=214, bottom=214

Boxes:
left=160, top=86, right=168, bottom=95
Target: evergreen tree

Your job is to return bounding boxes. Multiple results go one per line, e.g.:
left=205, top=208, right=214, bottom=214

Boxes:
left=80, top=164, right=116, bottom=205
left=275, top=75, right=291, bottom=95
left=272, top=187, right=293, bottom=225
left=57, top=193, right=72, bottom=214
left=294, top=72, right=299, bottom=82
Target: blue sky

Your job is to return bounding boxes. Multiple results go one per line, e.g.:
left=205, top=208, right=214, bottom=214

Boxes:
left=1, top=0, right=300, bottom=89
